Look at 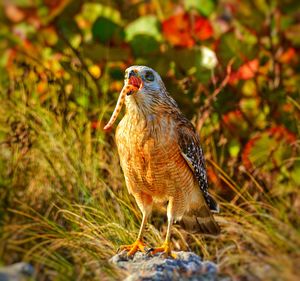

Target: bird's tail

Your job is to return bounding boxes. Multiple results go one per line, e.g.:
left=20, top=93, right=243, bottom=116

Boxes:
left=180, top=194, right=220, bottom=235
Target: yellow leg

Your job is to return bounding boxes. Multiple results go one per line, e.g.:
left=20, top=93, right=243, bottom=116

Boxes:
left=118, top=211, right=149, bottom=256
left=148, top=199, right=177, bottom=259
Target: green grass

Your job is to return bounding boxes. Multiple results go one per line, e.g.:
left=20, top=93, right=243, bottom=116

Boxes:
left=0, top=85, right=299, bottom=281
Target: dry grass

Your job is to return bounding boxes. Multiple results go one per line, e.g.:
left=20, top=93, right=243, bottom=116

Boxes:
left=0, top=85, right=299, bottom=281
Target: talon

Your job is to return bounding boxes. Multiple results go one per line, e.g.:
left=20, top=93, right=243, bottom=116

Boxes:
left=147, top=242, right=176, bottom=258
left=118, top=239, right=147, bottom=257
left=146, top=248, right=154, bottom=255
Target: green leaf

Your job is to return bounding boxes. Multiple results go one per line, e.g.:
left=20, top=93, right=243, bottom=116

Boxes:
left=57, top=18, right=81, bottom=48
left=234, top=22, right=258, bottom=45
left=240, top=98, right=260, bottom=118
left=79, top=3, right=122, bottom=25
left=130, top=34, right=160, bottom=57
left=92, top=17, right=121, bottom=44
left=290, top=161, right=300, bottom=185
left=184, top=0, right=215, bottom=16
left=125, top=16, right=162, bottom=42
left=218, top=32, right=256, bottom=67
left=246, top=132, right=293, bottom=171
left=248, top=134, right=277, bottom=169
left=0, top=50, right=9, bottom=68
left=82, top=44, right=130, bottom=61
left=14, top=22, right=36, bottom=38
left=11, top=0, right=32, bottom=7
left=242, top=80, right=257, bottom=97
left=229, top=139, right=241, bottom=157
left=76, top=95, right=89, bottom=109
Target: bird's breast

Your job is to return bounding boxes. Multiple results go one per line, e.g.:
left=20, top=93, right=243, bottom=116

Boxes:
left=116, top=113, right=194, bottom=199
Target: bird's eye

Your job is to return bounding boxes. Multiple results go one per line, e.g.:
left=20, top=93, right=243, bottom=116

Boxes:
left=145, top=71, right=154, bottom=82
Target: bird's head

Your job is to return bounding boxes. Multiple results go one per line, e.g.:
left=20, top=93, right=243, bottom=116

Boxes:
left=125, top=65, right=165, bottom=96
left=104, top=65, right=176, bottom=131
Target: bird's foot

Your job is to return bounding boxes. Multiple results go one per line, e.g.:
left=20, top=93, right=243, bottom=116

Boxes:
left=147, top=241, right=177, bottom=259
left=117, top=239, right=147, bottom=257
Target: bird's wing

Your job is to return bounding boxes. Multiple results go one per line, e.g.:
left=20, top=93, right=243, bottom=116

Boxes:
left=177, top=117, right=219, bottom=213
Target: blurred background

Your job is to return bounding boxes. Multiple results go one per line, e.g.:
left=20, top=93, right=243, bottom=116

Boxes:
left=0, top=0, right=299, bottom=280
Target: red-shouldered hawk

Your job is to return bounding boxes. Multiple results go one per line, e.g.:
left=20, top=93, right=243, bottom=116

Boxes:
left=104, top=66, right=220, bottom=258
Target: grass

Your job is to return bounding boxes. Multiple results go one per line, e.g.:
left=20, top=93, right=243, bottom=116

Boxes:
left=0, top=80, right=299, bottom=281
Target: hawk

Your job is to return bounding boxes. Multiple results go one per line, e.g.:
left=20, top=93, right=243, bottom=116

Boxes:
left=104, top=66, right=220, bottom=258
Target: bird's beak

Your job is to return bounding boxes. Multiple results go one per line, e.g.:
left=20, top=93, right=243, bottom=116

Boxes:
left=103, top=73, right=141, bottom=131
left=127, top=73, right=143, bottom=95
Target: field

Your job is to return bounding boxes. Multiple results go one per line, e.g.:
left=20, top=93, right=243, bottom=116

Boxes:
left=0, top=1, right=299, bottom=280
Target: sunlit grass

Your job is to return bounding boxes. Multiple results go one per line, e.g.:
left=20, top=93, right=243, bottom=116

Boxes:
left=0, top=86, right=299, bottom=281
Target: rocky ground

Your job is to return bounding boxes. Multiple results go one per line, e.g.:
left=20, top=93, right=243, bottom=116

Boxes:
left=0, top=263, right=34, bottom=281
left=0, top=251, right=227, bottom=280
left=111, top=251, right=227, bottom=281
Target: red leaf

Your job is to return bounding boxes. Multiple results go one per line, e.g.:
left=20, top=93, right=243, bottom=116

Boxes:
left=222, top=110, right=243, bottom=131
left=194, top=16, right=213, bottom=40
left=162, top=12, right=213, bottom=47
left=279, top=48, right=296, bottom=63
left=267, top=126, right=296, bottom=144
left=229, top=59, right=259, bottom=84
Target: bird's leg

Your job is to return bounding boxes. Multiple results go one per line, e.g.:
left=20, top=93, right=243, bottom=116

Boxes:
left=147, top=199, right=177, bottom=258
left=118, top=212, right=148, bottom=256
left=148, top=217, right=175, bottom=258
left=118, top=193, right=152, bottom=256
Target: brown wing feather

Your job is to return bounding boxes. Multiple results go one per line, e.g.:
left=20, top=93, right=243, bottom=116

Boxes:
left=176, top=116, right=219, bottom=213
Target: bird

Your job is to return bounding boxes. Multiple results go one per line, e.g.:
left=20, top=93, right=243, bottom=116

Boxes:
left=104, top=65, right=220, bottom=258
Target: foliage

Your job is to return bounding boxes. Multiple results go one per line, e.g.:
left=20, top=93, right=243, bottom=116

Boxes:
left=0, top=0, right=299, bottom=280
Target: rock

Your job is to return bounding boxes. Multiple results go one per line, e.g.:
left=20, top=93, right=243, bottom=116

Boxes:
left=0, top=263, right=34, bottom=281
left=110, top=251, right=219, bottom=281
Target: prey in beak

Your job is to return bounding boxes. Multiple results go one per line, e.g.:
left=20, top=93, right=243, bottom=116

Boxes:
left=103, top=71, right=142, bottom=131
left=127, top=73, right=143, bottom=95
